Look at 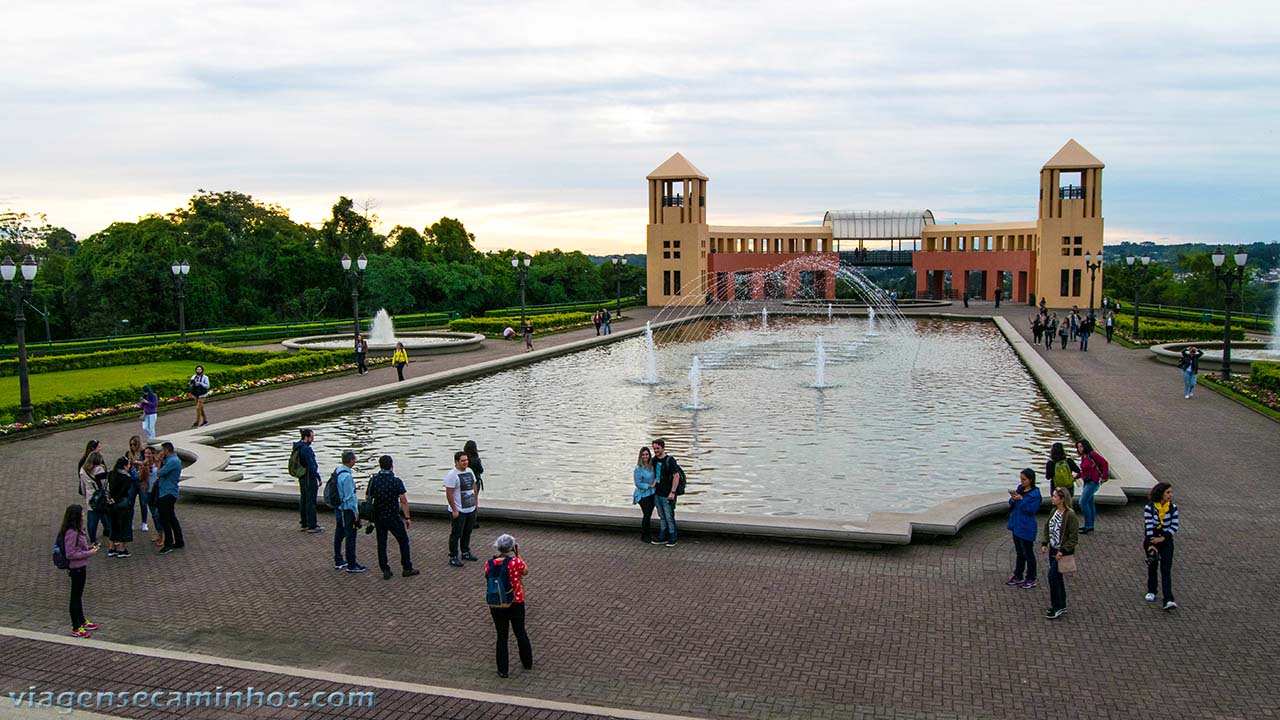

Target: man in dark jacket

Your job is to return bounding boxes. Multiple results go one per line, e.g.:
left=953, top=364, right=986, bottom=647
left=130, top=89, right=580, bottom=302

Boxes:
left=651, top=439, right=684, bottom=547
left=294, top=429, right=322, bottom=533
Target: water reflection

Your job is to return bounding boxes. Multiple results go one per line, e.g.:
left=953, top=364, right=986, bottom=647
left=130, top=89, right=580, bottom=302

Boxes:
left=220, top=318, right=1070, bottom=520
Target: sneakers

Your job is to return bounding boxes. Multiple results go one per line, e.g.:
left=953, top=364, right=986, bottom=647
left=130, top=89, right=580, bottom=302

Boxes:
left=665, top=540, right=678, bottom=547
left=1019, top=580, right=1038, bottom=590
left=403, top=568, right=420, bottom=577
left=1006, top=576, right=1022, bottom=586
left=334, top=562, right=347, bottom=570
left=448, top=557, right=465, bottom=568
left=72, top=627, right=92, bottom=638
left=107, top=550, right=118, bottom=558
left=650, top=539, right=666, bottom=546
left=1144, top=593, right=1157, bottom=602
left=461, top=553, right=479, bottom=562
left=140, top=523, right=148, bottom=532
left=345, top=564, right=368, bottom=574
left=1163, top=601, right=1178, bottom=611
left=1045, top=608, right=1067, bottom=620
left=1080, top=528, right=1094, bottom=534
left=81, top=621, right=99, bottom=631
left=158, top=547, right=174, bottom=555
left=116, top=550, right=131, bottom=558
left=306, top=527, right=325, bottom=534
left=382, top=569, right=394, bottom=580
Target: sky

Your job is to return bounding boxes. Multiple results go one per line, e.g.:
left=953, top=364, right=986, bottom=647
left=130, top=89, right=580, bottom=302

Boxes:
left=2, top=0, right=1277, bottom=254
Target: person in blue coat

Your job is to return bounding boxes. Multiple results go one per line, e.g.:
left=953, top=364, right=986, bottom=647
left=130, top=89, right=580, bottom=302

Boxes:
left=1006, top=468, right=1042, bottom=589
left=632, top=446, right=657, bottom=543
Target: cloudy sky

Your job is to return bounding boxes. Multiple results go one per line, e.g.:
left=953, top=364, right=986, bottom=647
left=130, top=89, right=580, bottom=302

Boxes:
left=3, top=0, right=1277, bottom=253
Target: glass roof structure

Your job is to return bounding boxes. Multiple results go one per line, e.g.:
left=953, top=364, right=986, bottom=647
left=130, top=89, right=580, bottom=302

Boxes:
left=822, top=210, right=936, bottom=240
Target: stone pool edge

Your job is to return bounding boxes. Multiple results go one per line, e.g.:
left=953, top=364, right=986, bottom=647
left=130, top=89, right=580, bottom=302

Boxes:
left=163, top=312, right=1152, bottom=546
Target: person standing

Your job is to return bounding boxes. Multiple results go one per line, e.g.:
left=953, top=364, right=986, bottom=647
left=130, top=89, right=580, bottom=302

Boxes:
left=188, top=365, right=210, bottom=427
left=523, top=322, right=534, bottom=352
left=139, top=385, right=158, bottom=439
left=444, top=451, right=479, bottom=567
left=994, top=288, right=1001, bottom=308
left=464, top=440, right=485, bottom=529
left=1040, top=487, right=1079, bottom=620
left=651, top=439, right=684, bottom=547
left=1006, top=468, right=1042, bottom=589
left=366, top=454, right=419, bottom=580
left=392, top=342, right=409, bottom=382
left=1046, top=442, right=1080, bottom=499
left=1144, top=483, right=1179, bottom=611
left=59, top=504, right=99, bottom=638
left=602, top=308, right=612, bottom=335
left=79, top=450, right=109, bottom=547
left=140, top=446, right=165, bottom=548
left=354, top=334, right=369, bottom=375
left=293, top=429, right=323, bottom=533
left=125, top=434, right=149, bottom=532
left=1104, top=310, right=1115, bottom=343
left=1075, top=438, right=1108, bottom=533
left=592, top=310, right=602, bottom=336
left=106, top=457, right=134, bottom=558
left=155, top=442, right=185, bottom=554
left=633, top=446, right=657, bottom=544
left=1178, top=346, right=1204, bottom=399
left=333, top=450, right=365, bottom=573
left=485, top=534, right=533, bottom=678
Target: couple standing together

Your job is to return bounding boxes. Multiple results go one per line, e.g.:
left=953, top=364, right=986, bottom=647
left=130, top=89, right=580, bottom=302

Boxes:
left=632, top=439, right=684, bottom=546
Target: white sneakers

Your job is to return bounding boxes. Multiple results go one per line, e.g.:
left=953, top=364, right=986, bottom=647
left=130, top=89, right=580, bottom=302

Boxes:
left=1164, top=601, right=1178, bottom=611
left=141, top=522, right=149, bottom=532
left=1144, top=593, right=1156, bottom=602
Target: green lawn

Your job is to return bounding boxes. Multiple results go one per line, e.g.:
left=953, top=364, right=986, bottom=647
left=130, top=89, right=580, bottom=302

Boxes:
left=1, top=361, right=240, bottom=402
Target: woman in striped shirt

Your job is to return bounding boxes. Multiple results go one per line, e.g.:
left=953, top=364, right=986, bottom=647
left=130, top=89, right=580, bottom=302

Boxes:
left=1143, top=482, right=1179, bottom=611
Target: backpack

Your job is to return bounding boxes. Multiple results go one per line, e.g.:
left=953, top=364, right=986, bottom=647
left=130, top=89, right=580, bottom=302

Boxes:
left=52, top=530, right=71, bottom=570
left=1089, top=451, right=1110, bottom=481
left=486, top=557, right=515, bottom=608
left=323, top=469, right=341, bottom=508
left=288, top=446, right=307, bottom=479
left=1053, top=460, right=1075, bottom=490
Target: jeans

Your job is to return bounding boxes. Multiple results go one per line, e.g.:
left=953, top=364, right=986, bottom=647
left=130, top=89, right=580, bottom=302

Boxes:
left=1044, top=332, right=1053, bottom=350
left=157, top=495, right=183, bottom=548
left=638, top=495, right=655, bottom=541
left=142, top=413, right=157, bottom=439
left=1080, top=331, right=1090, bottom=351
left=298, top=476, right=318, bottom=529
left=1060, top=333, right=1068, bottom=349
left=376, top=517, right=413, bottom=572
left=1146, top=536, right=1175, bottom=603
left=69, top=567, right=87, bottom=630
left=148, top=492, right=164, bottom=533
left=1079, top=481, right=1099, bottom=529
left=1012, top=534, right=1037, bottom=581
left=1105, top=326, right=1113, bottom=343
left=355, top=352, right=367, bottom=374
left=86, top=510, right=106, bottom=545
left=449, top=512, right=476, bottom=558
left=602, top=322, right=612, bottom=336
left=1183, top=369, right=1197, bottom=397
left=395, top=362, right=406, bottom=381
left=655, top=496, right=677, bottom=541
left=490, top=602, right=533, bottom=675
left=1047, top=550, right=1067, bottom=611
left=333, top=509, right=357, bottom=566
left=129, top=479, right=149, bottom=525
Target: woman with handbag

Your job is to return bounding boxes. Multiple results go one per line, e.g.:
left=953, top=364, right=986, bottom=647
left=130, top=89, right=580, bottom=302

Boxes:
left=1143, top=482, right=1179, bottom=611
left=106, top=457, right=134, bottom=557
left=125, top=435, right=149, bottom=533
left=188, top=365, right=210, bottom=427
left=79, top=451, right=109, bottom=547
left=1040, top=487, right=1079, bottom=620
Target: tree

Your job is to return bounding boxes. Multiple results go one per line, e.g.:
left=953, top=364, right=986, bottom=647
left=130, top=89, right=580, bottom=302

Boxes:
left=387, top=225, right=427, bottom=261
left=424, top=217, right=478, bottom=264
left=321, top=196, right=384, bottom=258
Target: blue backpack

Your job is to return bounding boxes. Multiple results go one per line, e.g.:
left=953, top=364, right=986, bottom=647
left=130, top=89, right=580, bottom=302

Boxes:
left=52, top=531, right=70, bottom=570
left=485, top=557, right=515, bottom=608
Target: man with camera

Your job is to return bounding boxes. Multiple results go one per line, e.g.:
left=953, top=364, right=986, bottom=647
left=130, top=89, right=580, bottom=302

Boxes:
left=366, top=455, right=419, bottom=580
left=333, top=450, right=365, bottom=574
left=188, top=365, right=210, bottom=427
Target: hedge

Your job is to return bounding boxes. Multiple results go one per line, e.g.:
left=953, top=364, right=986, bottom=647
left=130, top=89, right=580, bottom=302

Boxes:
left=1253, top=361, right=1280, bottom=395
left=1111, top=304, right=1273, bottom=332
left=448, top=312, right=593, bottom=335
left=482, top=299, right=642, bottom=318
left=0, top=342, right=289, bottom=377
left=0, top=349, right=353, bottom=423
left=1113, top=313, right=1245, bottom=344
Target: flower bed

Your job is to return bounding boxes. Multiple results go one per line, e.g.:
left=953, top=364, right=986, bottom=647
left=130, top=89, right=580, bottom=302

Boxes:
left=0, top=357, right=388, bottom=437
left=1217, top=375, right=1280, bottom=412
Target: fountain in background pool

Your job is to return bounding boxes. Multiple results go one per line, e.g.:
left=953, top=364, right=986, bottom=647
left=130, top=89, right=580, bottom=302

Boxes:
left=282, top=308, right=484, bottom=355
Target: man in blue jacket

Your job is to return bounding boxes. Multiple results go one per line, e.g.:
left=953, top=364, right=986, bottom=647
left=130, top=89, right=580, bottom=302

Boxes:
left=156, top=442, right=185, bottom=555
left=293, top=429, right=322, bottom=533
left=333, top=450, right=365, bottom=573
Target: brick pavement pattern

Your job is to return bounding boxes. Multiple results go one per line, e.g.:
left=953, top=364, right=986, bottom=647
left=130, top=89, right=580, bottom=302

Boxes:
left=2, top=302, right=1277, bottom=719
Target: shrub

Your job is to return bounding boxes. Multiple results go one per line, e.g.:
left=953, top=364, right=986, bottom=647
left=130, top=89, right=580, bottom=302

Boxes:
left=0, top=342, right=292, bottom=377
left=1252, top=361, right=1280, bottom=395
left=448, top=312, right=593, bottom=335
left=482, top=299, right=641, bottom=318
left=1113, top=313, right=1245, bottom=343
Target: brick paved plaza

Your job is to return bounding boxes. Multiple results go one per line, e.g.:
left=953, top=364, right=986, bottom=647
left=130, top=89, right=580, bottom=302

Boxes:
left=2, top=306, right=1276, bottom=720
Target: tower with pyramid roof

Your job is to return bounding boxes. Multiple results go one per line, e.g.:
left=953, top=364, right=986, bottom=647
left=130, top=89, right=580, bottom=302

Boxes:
left=1035, top=139, right=1105, bottom=308
left=646, top=153, right=710, bottom=307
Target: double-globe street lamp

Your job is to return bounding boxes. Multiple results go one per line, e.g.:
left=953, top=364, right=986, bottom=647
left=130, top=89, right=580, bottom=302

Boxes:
left=511, top=256, right=531, bottom=327
left=1125, top=254, right=1151, bottom=339
left=1, top=255, right=39, bottom=425
left=1083, top=251, right=1102, bottom=313
left=341, top=253, right=369, bottom=339
left=170, top=259, right=190, bottom=341
left=610, top=256, right=628, bottom=317
left=1211, top=246, right=1248, bottom=380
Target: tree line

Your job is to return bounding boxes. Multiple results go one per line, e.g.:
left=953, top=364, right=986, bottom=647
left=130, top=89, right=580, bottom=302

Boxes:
left=0, top=193, right=645, bottom=342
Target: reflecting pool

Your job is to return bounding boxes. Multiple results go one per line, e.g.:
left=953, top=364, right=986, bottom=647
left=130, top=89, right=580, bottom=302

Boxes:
left=220, top=317, right=1070, bottom=520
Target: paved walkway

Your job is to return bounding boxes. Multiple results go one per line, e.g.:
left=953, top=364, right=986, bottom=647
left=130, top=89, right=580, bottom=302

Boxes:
left=2, top=302, right=1276, bottom=719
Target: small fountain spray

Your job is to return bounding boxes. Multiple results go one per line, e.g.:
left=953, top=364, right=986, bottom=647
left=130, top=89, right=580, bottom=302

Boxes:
left=867, top=306, right=878, bottom=335
left=686, top=355, right=704, bottom=410
left=827, top=303, right=833, bottom=324
left=643, top=321, right=658, bottom=384
left=814, top=336, right=828, bottom=388
left=761, top=306, right=769, bottom=330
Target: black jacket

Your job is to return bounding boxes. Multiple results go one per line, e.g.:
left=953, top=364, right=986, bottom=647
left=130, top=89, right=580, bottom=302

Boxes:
left=654, top=454, right=683, bottom=496
left=1178, top=349, right=1204, bottom=374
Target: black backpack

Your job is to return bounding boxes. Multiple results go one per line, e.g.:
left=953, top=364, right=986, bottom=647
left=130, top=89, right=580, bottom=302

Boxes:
left=52, top=530, right=70, bottom=570
left=323, top=469, right=341, bottom=508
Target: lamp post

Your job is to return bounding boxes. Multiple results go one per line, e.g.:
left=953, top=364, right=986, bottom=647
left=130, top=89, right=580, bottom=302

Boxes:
left=1125, top=254, right=1151, bottom=339
left=610, top=256, right=628, bottom=317
left=1, top=255, right=38, bottom=425
left=511, top=256, right=531, bottom=326
left=170, top=259, right=190, bottom=341
left=341, top=253, right=368, bottom=339
left=1083, top=251, right=1102, bottom=313
left=1211, top=246, right=1248, bottom=380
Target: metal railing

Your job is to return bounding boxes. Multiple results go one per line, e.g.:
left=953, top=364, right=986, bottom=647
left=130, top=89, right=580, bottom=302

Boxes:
left=838, top=249, right=915, bottom=266
left=1059, top=185, right=1086, bottom=200
left=661, top=194, right=684, bottom=207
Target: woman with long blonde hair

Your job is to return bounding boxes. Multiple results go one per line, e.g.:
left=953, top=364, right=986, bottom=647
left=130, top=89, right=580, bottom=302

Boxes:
left=1040, top=487, right=1079, bottom=620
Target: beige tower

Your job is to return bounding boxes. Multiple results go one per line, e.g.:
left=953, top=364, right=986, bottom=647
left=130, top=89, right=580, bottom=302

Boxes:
left=1035, top=139, right=1105, bottom=309
left=646, top=153, right=709, bottom=307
